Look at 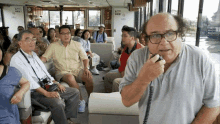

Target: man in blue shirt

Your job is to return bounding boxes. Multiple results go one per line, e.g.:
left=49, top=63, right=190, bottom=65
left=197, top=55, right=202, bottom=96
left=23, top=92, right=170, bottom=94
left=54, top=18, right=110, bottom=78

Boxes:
left=93, top=24, right=107, bottom=43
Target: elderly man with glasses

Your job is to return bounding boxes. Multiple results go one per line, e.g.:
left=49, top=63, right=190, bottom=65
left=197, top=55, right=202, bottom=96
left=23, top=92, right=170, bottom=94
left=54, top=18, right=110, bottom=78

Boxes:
left=10, top=30, right=80, bottom=124
left=119, top=13, right=220, bottom=124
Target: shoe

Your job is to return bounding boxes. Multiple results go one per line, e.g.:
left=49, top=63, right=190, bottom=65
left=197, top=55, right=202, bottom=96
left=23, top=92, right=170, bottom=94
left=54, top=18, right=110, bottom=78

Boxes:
left=90, top=68, right=100, bottom=75
left=78, top=100, right=85, bottom=113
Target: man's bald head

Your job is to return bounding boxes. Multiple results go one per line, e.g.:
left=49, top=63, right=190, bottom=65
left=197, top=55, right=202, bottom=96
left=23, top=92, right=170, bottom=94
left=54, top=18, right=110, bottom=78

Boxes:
left=143, top=13, right=187, bottom=39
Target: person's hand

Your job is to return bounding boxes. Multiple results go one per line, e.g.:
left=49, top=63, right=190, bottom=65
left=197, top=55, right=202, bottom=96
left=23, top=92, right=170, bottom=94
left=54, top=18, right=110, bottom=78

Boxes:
left=45, top=91, right=60, bottom=98
left=11, top=91, right=23, bottom=104
left=89, top=52, right=93, bottom=57
left=84, top=68, right=92, bottom=79
left=137, top=54, right=166, bottom=84
left=58, top=84, right=66, bottom=93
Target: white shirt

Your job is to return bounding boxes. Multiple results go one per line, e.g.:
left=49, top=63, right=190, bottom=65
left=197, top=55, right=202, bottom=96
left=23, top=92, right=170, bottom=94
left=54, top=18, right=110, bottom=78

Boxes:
left=10, top=49, right=54, bottom=91
left=79, top=38, right=91, bottom=52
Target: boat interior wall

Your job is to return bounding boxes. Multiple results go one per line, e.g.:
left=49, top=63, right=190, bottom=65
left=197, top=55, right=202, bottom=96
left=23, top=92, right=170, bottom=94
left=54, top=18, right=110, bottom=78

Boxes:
left=3, top=6, right=25, bottom=39
left=112, top=7, right=134, bottom=49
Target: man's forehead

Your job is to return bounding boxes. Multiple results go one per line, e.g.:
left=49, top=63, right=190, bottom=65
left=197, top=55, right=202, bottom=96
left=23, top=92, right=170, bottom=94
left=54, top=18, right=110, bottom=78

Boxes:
left=146, top=13, right=178, bottom=34
left=60, top=28, right=70, bottom=33
left=22, top=33, right=33, bottom=39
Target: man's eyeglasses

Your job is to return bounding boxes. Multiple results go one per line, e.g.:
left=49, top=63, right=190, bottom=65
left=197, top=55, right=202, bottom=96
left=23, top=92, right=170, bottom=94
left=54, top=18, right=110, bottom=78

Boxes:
left=146, top=31, right=178, bottom=44
left=60, top=32, right=71, bottom=35
left=24, top=38, right=36, bottom=43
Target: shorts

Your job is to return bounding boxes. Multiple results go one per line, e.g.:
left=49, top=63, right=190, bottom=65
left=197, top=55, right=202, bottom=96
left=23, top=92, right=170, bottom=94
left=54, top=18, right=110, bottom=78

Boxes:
left=55, top=69, right=84, bottom=83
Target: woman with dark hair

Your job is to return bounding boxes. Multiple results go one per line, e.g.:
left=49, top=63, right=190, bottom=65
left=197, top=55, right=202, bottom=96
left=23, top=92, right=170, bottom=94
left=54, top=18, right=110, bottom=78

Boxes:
left=38, top=26, right=46, bottom=37
left=72, top=29, right=82, bottom=41
left=0, top=45, right=30, bottom=124
left=38, top=27, right=50, bottom=45
left=47, top=28, right=59, bottom=43
left=79, top=30, right=100, bottom=75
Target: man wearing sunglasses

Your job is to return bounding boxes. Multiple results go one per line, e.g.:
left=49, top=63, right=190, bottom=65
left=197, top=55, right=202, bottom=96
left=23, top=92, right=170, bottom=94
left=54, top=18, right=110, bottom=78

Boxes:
left=120, top=13, right=219, bottom=124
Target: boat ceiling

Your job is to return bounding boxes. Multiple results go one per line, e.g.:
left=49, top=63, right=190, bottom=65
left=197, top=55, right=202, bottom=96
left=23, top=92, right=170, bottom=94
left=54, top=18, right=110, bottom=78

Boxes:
left=0, top=0, right=132, bottom=7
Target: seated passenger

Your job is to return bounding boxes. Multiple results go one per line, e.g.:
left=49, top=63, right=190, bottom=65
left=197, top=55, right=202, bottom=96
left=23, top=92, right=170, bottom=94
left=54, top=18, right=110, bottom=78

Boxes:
left=47, top=28, right=59, bottom=43
left=0, top=45, right=30, bottom=124
left=79, top=30, right=100, bottom=75
left=41, top=25, right=94, bottom=113
left=17, top=26, right=24, bottom=33
left=93, top=24, right=107, bottom=43
left=28, top=27, right=48, bottom=57
left=104, top=26, right=143, bottom=93
left=10, top=30, right=80, bottom=124
left=38, top=26, right=50, bottom=45
left=72, top=29, right=82, bottom=42
left=55, top=25, right=60, bottom=38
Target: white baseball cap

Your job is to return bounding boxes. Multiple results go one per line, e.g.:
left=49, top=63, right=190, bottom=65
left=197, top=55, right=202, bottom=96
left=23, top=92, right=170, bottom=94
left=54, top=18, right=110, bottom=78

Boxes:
left=99, top=24, right=105, bottom=28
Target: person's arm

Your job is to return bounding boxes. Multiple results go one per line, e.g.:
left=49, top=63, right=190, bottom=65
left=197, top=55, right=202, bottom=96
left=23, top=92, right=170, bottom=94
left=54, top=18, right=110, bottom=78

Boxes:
left=121, top=54, right=165, bottom=107
left=191, top=106, right=220, bottom=124
left=104, top=32, right=107, bottom=43
left=93, top=31, right=96, bottom=42
left=41, top=43, right=54, bottom=63
left=11, top=77, right=30, bottom=104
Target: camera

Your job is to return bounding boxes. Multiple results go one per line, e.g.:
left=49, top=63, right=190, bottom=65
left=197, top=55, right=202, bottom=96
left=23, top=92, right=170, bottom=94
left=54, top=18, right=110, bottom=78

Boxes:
left=38, top=77, right=51, bottom=89
left=38, top=77, right=58, bottom=92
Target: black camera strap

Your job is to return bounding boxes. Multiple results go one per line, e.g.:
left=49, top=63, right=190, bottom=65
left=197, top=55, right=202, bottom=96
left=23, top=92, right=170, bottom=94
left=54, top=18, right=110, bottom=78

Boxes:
left=19, top=50, right=41, bottom=81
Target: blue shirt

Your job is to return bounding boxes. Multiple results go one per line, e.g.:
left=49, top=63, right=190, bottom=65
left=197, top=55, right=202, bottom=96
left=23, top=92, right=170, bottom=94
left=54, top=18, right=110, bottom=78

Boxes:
left=0, top=67, right=22, bottom=124
left=93, top=31, right=107, bottom=43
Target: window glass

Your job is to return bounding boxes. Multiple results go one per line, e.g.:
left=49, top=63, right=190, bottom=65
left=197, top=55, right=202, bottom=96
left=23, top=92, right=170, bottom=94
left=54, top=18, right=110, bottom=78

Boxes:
left=171, top=0, right=178, bottom=15
left=41, top=10, right=49, bottom=29
left=62, top=11, right=73, bottom=25
left=183, top=0, right=199, bottom=45
left=146, top=2, right=150, bottom=20
left=163, top=0, right=168, bottom=12
left=199, top=0, right=220, bottom=63
left=73, top=11, right=84, bottom=29
left=89, top=10, right=100, bottom=27
left=152, top=0, right=159, bottom=15
left=0, top=8, right=2, bottom=27
left=49, top=11, right=60, bottom=28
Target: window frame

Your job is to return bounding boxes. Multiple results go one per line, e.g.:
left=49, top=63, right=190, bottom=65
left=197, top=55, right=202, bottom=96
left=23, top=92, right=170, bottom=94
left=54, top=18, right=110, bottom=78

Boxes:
left=0, top=6, right=4, bottom=27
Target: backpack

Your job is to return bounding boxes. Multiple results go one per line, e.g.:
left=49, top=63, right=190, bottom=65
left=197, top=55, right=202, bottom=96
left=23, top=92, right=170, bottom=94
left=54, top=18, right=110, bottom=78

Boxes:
left=96, top=31, right=105, bottom=42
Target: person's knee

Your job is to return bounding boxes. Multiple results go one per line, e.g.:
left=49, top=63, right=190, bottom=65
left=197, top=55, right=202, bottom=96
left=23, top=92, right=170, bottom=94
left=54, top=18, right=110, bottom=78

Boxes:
left=52, top=99, right=65, bottom=109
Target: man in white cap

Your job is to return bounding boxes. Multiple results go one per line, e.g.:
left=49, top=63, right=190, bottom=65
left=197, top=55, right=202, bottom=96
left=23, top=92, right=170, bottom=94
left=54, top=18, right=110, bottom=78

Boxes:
left=93, top=24, right=107, bottom=43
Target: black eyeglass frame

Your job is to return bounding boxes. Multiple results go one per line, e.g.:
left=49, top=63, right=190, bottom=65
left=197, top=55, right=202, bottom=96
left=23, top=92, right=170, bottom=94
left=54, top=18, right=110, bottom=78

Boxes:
left=145, top=31, right=178, bottom=44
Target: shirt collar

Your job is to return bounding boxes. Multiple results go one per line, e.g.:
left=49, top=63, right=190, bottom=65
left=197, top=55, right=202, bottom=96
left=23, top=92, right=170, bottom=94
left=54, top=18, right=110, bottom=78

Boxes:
left=125, top=42, right=137, bottom=54
left=59, top=40, right=72, bottom=46
left=20, top=49, right=34, bottom=58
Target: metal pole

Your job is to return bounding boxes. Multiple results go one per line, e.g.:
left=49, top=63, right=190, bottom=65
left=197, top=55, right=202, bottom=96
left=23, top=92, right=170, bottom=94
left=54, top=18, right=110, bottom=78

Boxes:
left=167, top=0, right=172, bottom=13
left=195, top=0, right=204, bottom=46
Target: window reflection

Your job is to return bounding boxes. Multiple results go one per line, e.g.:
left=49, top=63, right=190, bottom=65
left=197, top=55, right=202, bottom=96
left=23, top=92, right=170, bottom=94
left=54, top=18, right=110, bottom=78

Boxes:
left=152, top=0, right=159, bottom=15
left=171, top=0, right=178, bottom=15
left=183, top=0, right=199, bottom=45
left=50, top=11, right=60, bottom=28
left=199, top=0, right=220, bottom=63
left=0, top=8, right=2, bottom=27
left=89, top=10, right=100, bottom=27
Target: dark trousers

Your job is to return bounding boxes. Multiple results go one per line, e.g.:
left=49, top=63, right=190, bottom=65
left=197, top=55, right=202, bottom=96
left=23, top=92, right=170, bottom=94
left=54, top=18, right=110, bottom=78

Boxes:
left=31, top=87, right=80, bottom=124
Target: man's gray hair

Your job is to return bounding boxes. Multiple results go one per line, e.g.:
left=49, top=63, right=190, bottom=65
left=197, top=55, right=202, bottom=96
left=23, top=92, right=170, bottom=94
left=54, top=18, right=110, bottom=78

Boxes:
left=17, top=30, right=33, bottom=41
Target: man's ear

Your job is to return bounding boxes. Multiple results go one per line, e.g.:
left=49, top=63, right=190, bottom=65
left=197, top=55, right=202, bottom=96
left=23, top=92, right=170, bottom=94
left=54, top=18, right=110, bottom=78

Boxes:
left=18, top=41, right=22, bottom=47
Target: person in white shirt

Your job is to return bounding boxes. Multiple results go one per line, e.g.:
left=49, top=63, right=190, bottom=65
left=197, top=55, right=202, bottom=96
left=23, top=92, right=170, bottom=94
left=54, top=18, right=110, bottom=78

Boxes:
left=79, top=30, right=100, bottom=75
left=10, top=30, right=80, bottom=124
